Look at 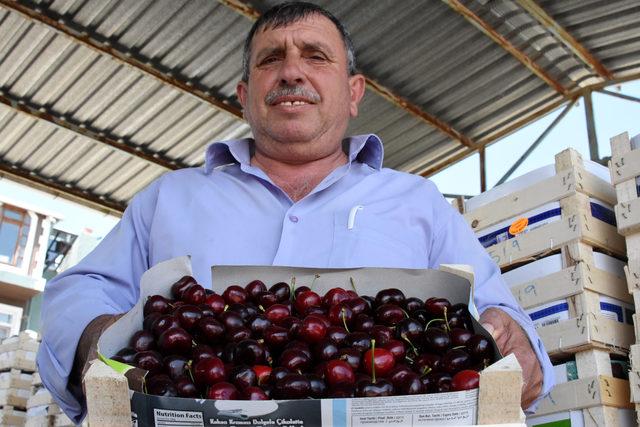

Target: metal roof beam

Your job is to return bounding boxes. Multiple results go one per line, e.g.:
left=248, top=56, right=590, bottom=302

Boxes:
left=0, top=158, right=126, bottom=215
left=495, top=98, right=577, bottom=186
left=218, top=0, right=477, bottom=149
left=515, top=0, right=613, bottom=81
left=0, top=91, right=183, bottom=170
left=598, top=89, right=640, bottom=104
left=443, top=0, right=569, bottom=96
left=0, top=0, right=244, bottom=120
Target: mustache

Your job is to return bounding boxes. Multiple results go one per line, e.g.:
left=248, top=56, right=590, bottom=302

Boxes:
left=265, top=86, right=321, bottom=105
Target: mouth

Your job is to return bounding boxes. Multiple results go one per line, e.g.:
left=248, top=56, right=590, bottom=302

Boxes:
left=269, top=97, right=316, bottom=107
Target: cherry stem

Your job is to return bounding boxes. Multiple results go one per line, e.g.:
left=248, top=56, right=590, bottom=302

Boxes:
left=258, top=305, right=265, bottom=312
left=452, top=345, right=466, bottom=350
left=223, top=304, right=229, bottom=312
left=444, top=306, right=450, bottom=332
left=310, top=274, right=320, bottom=290
left=187, top=361, right=196, bottom=384
left=401, top=334, right=418, bottom=356
left=290, top=277, right=296, bottom=302
left=425, top=318, right=444, bottom=330
left=349, top=277, right=358, bottom=293
left=400, top=308, right=410, bottom=318
left=341, top=308, right=351, bottom=333
left=371, top=338, right=376, bottom=384
left=420, top=366, right=432, bottom=378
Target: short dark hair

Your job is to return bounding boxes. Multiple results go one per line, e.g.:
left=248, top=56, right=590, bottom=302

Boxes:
left=241, top=2, right=357, bottom=81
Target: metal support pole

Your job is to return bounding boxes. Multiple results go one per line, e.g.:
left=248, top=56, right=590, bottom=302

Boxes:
left=479, top=148, right=487, bottom=193
left=598, top=89, right=640, bottom=104
left=495, top=99, right=577, bottom=186
left=583, top=90, right=599, bottom=162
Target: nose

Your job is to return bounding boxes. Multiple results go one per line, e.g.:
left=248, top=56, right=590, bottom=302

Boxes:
left=278, top=55, right=305, bottom=86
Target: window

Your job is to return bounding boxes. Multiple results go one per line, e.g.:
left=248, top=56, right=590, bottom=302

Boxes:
left=0, top=205, right=30, bottom=266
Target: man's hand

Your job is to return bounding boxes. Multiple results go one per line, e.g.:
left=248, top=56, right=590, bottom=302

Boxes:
left=480, top=307, right=543, bottom=409
left=68, top=314, right=123, bottom=400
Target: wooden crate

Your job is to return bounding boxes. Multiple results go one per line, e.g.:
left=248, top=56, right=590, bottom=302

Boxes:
left=0, top=406, right=26, bottom=426
left=481, top=192, right=624, bottom=270
left=462, top=148, right=616, bottom=233
left=30, top=373, right=40, bottom=388
left=0, top=370, right=32, bottom=391
left=26, top=390, right=54, bottom=410
left=505, top=243, right=633, bottom=356
left=25, top=415, right=51, bottom=427
left=508, top=243, right=628, bottom=305
left=0, top=351, right=36, bottom=373
left=623, top=235, right=640, bottom=293
left=610, top=132, right=640, bottom=236
left=0, top=388, right=31, bottom=410
left=0, top=332, right=39, bottom=354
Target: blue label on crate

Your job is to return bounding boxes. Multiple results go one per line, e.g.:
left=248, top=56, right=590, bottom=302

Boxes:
left=478, top=202, right=615, bottom=249
left=528, top=302, right=569, bottom=321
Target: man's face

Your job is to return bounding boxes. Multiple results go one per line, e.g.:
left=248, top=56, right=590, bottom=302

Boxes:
left=237, top=14, right=365, bottom=158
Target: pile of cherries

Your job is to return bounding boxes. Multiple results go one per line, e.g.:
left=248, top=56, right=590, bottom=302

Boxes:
left=112, top=276, right=494, bottom=400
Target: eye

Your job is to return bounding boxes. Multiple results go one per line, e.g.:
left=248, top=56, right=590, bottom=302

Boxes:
left=260, top=56, right=281, bottom=65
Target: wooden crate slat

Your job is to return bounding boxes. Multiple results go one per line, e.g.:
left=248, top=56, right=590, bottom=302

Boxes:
left=0, top=388, right=31, bottom=410
left=610, top=139, right=640, bottom=186
left=509, top=262, right=631, bottom=310
left=535, top=376, right=631, bottom=415
left=486, top=216, right=624, bottom=269
left=539, top=313, right=634, bottom=356
left=615, top=198, right=640, bottom=236
left=0, top=351, right=37, bottom=373
left=0, top=370, right=32, bottom=391
left=26, top=390, right=54, bottom=410
left=0, top=406, right=26, bottom=427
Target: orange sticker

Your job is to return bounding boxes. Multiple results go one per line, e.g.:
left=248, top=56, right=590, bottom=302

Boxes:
left=509, top=217, right=529, bottom=236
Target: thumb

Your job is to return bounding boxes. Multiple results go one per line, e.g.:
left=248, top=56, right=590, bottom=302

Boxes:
left=479, top=308, right=506, bottom=341
left=480, top=322, right=495, bottom=338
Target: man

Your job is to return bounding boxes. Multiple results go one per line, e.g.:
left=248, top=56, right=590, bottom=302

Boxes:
left=37, top=2, right=552, bottom=423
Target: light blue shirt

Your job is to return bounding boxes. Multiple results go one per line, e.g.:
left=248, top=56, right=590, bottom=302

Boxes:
left=37, top=134, right=553, bottom=422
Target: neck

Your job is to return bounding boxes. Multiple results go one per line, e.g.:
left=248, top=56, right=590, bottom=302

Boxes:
left=251, top=146, right=348, bottom=202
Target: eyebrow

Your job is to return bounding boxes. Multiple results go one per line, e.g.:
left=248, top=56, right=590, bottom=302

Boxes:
left=254, top=41, right=336, bottom=62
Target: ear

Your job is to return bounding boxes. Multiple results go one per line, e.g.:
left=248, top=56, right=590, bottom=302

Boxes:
left=348, top=74, right=366, bottom=117
left=236, top=80, right=248, bottom=109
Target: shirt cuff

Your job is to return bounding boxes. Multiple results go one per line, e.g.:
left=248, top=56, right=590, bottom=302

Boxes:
left=481, top=304, right=555, bottom=414
left=37, top=303, right=122, bottom=424
left=36, top=340, right=85, bottom=424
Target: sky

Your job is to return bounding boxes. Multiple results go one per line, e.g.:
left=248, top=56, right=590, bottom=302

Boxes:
left=0, top=81, right=638, bottom=240
left=430, top=80, right=640, bottom=197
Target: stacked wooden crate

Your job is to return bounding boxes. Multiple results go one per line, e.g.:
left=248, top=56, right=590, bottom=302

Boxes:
left=455, top=148, right=635, bottom=426
left=0, top=331, right=39, bottom=426
left=609, top=131, right=640, bottom=424
left=27, top=373, right=81, bottom=427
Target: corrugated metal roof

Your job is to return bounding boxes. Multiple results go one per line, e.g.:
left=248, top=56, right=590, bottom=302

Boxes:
left=0, top=0, right=638, bottom=214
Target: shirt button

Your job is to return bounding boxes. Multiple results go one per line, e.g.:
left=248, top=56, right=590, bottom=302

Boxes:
left=289, top=215, right=299, bottom=223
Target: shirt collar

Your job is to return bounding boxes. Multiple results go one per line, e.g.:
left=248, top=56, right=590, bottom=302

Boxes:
left=204, top=134, right=384, bottom=174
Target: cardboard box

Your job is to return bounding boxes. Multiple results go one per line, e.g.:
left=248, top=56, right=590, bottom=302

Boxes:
left=89, top=256, right=524, bottom=427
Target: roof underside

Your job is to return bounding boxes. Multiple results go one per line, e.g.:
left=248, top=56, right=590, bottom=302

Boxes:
left=0, top=0, right=638, bottom=214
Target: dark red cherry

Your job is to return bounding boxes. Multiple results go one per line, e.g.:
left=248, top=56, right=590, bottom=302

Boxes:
left=222, top=285, right=247, bottom=305
left=183, top=284, right=206, bottom=305
left=157, top=327, right=192, bottom=356
left=375, top=288, right=405, bottom=306
left=144, top=295, right=171, bottom=316
left=245, top=280, right=267, bottom=301
left=207, top=382, right=239, bottom=400
left=171, top=276, right=196, bottom=300
left=130, top=330, right=155, bottom=352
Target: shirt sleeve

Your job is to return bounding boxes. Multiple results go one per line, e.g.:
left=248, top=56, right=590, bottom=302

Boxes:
left=36, top=179, right=160, bottom=423
left=426, top=187, right=555, bottom=413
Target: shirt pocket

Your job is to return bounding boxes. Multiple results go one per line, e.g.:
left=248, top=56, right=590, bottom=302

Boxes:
left=329, top=208, right=425, bottom=268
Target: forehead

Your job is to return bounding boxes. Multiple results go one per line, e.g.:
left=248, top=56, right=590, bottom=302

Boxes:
left=251, top=14, right=344, bottom=53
